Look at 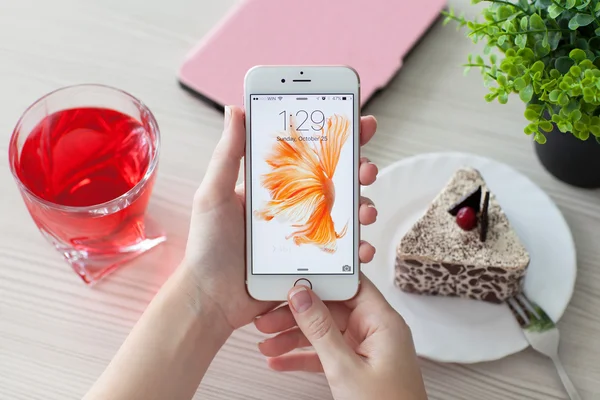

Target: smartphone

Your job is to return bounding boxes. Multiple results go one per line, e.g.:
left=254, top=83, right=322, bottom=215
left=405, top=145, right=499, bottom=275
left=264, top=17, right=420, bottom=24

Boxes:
left=244, top=65, right=360, bottom=301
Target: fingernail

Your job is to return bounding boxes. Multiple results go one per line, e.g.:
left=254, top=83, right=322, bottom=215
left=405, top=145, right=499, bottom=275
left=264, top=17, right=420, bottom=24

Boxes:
left=367, top=203, right=376, bottom=208
left=224, top=106, right=232, bottom=129
left=289, top=287, right=312, bottom=313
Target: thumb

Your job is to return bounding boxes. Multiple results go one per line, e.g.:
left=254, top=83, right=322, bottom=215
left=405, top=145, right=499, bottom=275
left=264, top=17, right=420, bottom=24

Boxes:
left=288, top=286, right=358, bottom=370
left=199, top=106, right=245, bottom=200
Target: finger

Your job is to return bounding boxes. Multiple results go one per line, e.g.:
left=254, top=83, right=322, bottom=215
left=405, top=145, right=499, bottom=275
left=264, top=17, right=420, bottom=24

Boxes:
left=259, top=327, right=310, bottom=357
left=255, top=303, right=351, bottom=334
left=360, top=195, right=374, bottom=207
left=254, top=305, right=296, bottom=334
left=359, top=240, right=376, bottom=263
left=359, top=196, right=377, bottom=225
left=359, top=157, right=378, bottom=186
left=360, top=116, right=377, bottom=146
left=261, top=321, right=364, bottom=358
left=287, top=286, right=358, bottom=370
left=198, top=106, right=245, bottom=199
left=235, top=183, right=245, bottom=206
left=260, top=314, right=363, bottom=357
left=267, top=352, right=324, bottom=373
left=235, top=183, right=244, bottom=196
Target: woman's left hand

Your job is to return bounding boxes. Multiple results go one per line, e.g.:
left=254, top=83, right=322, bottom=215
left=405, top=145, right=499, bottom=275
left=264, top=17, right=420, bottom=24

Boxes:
left=182, top=106, right=380, bottom=330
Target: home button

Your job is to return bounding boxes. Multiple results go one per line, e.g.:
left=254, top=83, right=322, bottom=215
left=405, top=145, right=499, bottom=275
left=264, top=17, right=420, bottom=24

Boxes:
left=294, top=278, right=312, bottom=289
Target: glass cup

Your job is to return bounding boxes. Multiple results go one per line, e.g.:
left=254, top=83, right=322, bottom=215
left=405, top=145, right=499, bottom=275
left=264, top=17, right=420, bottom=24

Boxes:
left=8, top=84, right=166, bottom=285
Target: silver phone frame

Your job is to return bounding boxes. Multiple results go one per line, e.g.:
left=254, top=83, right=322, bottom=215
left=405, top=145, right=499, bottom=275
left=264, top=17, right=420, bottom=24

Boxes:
left=244, top=65, right=361, bottom=301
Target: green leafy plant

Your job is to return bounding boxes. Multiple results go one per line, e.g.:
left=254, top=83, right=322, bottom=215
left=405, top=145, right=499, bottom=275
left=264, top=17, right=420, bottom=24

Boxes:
left=444, top=0, right=600, bottom=144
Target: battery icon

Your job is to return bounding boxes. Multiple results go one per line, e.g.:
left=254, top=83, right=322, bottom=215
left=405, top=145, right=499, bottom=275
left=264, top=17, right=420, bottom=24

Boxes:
left=342, top=97, right=347, bottom=100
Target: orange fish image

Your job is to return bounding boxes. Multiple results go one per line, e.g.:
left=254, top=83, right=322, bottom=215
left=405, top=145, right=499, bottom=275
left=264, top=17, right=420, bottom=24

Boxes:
left=254, top=114, right=351, bottom=253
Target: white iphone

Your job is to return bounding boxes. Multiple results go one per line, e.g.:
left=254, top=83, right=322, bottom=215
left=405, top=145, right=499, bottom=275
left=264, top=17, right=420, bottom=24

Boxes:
left=244, top=65, right=360, bottom=301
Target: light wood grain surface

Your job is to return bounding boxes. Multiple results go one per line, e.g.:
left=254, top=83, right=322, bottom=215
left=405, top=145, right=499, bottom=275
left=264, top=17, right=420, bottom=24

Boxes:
left=1, top=1, right=599, bottom=399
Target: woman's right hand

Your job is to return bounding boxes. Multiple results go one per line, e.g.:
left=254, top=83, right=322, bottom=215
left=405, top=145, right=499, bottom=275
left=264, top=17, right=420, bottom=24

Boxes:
left=254, top=275, right=428, bottom=400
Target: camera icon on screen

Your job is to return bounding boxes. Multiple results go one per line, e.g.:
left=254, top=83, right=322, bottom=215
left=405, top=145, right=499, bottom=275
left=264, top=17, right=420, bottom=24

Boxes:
left=342, top=265, right=351, bottom=272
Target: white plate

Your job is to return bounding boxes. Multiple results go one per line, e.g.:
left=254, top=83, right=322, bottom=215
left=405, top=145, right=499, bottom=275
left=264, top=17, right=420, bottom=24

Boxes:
left=361, top=152, right=576, bottom=363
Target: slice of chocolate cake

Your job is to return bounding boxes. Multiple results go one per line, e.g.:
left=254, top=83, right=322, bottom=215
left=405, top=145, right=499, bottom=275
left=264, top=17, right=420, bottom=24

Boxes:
left=395, top=167, right=530, bottom=303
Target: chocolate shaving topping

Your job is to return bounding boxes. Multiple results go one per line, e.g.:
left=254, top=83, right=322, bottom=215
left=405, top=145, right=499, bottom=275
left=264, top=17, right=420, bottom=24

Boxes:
left=480, top=191, right=490, bottom=242
left=447, top=185, right=482, bottom=216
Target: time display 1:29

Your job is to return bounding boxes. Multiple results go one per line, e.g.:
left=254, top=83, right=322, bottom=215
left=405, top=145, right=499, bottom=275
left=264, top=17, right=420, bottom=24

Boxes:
left=279, top=110, right=325, bottom=132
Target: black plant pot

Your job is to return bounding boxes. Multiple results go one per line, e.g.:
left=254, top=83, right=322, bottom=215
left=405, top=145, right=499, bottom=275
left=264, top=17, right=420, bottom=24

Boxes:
left=535, top=125, right=600, bottom=189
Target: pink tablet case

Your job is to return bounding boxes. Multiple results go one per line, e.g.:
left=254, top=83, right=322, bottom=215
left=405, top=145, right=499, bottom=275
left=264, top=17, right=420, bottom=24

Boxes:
left=178, top=0, right=446, bottom=109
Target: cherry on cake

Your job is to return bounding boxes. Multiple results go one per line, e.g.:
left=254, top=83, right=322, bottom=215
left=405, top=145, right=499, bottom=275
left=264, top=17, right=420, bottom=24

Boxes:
left=395, top=167, right=530, bottom=303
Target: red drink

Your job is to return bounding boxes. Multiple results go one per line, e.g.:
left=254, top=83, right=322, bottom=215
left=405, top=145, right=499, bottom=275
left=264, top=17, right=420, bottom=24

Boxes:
left=9, top=85, right=164, bottom=284
left=17, top=108, right=152, bottom=208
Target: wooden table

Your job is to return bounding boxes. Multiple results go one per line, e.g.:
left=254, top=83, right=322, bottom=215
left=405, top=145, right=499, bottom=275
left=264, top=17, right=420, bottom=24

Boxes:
left=1, top=1, right=599, bottom=399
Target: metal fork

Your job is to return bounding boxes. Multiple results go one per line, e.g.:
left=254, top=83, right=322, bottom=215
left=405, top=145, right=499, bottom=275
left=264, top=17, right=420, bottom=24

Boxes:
left=507, top=294, right=582, bottom=400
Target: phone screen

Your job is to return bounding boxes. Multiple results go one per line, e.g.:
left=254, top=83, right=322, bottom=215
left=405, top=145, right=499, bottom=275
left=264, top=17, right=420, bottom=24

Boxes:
left=249, top=94, right=355, bottom=275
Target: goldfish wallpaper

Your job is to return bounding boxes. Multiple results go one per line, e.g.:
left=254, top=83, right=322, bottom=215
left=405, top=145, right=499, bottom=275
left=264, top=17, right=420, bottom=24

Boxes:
left=255, top=114, right=350, bottom=253
left=250, top=95, right=354, bottom=274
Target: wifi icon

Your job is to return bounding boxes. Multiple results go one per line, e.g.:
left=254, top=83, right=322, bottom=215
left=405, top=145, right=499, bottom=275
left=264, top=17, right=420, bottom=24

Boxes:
left=278, top=96, right=283, bottom=101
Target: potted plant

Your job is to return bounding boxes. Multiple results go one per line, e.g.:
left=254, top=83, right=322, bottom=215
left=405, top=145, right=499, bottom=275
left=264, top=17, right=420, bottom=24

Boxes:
left=444, top=0, right=600, bottom=188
